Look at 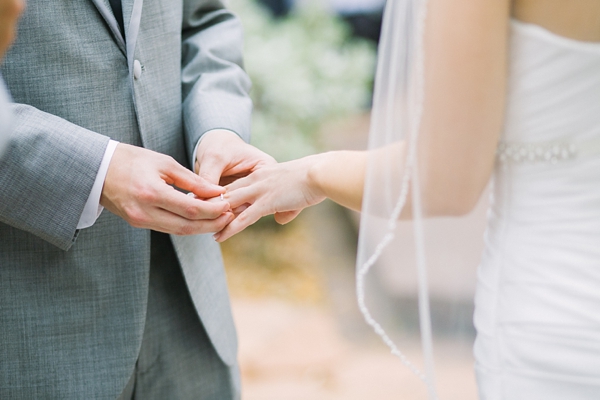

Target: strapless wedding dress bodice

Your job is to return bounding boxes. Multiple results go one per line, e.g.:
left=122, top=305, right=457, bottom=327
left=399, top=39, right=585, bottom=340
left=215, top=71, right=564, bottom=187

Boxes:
left=473, top=20, right=600, bottom=399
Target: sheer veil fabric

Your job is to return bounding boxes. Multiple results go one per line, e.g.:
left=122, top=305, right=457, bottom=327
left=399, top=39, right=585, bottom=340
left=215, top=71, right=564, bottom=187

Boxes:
left=357, top=0, right=482, bottom=398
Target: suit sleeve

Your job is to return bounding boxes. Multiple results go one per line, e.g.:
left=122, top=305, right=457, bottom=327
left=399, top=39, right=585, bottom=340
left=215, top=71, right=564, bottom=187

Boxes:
left=0, top=103, right=109, bottom=251
left=181, top=0, right=253, bottom=161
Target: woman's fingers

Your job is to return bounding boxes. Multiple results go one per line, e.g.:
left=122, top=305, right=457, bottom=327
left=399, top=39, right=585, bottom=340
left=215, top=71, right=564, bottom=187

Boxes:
left=214, top=203, right=266, bottom=242
left=224, top=185, right=259, bottom=210
left=274, top=210, right=301, bottom=225
left=224, top=173, right=256, bottom=192
left=216, top=159, right=325, bottom=240
left=231, top=204, right=249, bottom=215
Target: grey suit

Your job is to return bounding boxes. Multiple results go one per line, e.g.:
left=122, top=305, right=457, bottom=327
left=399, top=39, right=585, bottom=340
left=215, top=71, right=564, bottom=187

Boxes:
left=0, top=0, right=251, bottom=398
left=0, top=76, right=11, bottom=157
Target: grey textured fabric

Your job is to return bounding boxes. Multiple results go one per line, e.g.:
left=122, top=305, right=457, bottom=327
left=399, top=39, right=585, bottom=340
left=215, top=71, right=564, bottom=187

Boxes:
left=134, top=232, right=240, bottom=400
left=117, top=232, right=241, bottom=400
left=0, top=77, right=12, bottom=158
left=0, top=0, right=251, bottom=398
left=117, top=372, right=136, bottom=400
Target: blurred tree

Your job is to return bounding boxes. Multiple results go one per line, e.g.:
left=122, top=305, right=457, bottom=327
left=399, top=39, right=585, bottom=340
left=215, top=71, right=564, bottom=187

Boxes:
left=231, top=0, right=376, bottom=162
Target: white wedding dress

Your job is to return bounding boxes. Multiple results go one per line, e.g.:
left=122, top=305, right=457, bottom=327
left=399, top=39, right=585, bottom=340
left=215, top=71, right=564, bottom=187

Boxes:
left=473, top=19, right=600, bottom=399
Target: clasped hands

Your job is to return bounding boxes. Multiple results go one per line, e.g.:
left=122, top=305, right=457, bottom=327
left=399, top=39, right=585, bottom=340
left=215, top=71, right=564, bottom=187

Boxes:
left=100, top=130, right=323, bottom=240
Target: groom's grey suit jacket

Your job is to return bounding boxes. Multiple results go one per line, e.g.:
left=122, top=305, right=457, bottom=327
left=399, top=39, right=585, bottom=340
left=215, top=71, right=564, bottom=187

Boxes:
left=0, top=0, right=251, bottom=397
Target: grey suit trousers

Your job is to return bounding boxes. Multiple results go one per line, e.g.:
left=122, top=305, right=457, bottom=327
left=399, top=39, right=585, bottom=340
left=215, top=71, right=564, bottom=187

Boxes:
left=117, top=232, right=240, bottom=400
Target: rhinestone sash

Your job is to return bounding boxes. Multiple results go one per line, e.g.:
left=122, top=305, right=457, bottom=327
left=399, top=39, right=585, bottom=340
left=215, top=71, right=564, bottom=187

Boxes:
left=497, top=137, right=600, bottom=164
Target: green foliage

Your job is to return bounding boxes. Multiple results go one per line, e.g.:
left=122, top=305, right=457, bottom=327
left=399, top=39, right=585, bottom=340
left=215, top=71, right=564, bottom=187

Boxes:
left=231, top=0, right=376, bottom=161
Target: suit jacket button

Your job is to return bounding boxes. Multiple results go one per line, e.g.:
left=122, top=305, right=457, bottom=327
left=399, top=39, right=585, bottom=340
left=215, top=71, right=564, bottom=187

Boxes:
left=133, top=60, right=142, bottom=80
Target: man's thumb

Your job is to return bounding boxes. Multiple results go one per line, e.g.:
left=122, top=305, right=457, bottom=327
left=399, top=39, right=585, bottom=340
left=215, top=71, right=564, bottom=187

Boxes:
left=197, top=157, right=224, bottom=186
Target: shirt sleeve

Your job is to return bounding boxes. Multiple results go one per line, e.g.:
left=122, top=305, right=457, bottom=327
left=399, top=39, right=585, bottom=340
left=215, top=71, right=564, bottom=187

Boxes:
left=76, top=139, right=119, bottom=229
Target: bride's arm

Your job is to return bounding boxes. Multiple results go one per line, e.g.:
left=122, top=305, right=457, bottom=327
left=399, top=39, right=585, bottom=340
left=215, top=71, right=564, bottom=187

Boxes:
left=416, top=0, right=510, bottom=216
left=307, top=150, right=368, bottom=211
left=215, top=0, right=511, bottom=241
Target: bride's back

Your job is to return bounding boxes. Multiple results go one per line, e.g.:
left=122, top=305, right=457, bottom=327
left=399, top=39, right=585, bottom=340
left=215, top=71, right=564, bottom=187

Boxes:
left=513, top=0, right=600, bottom=41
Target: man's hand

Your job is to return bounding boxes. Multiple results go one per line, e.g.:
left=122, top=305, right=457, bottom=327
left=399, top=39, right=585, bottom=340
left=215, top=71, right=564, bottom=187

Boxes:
left=0, top=0, right=24, bottom=61
left=195, top=130, right=276, bottom=186
left=100, top=143, right=234, bottom=235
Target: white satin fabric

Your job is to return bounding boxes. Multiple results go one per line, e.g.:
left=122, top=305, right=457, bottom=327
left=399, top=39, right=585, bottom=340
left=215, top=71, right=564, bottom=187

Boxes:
left=474, top=20, right=600, bottom=399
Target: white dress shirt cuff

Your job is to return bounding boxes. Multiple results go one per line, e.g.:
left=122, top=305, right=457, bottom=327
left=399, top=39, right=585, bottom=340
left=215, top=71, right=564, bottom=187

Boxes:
left=77, top=139, right=119, bottom=229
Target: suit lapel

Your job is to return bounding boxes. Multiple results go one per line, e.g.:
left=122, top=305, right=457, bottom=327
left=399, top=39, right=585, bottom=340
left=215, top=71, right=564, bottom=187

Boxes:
left=89, top=0, right=126, bottom=54
left=89, top=0, right=144, bottom=87
left=123, top=0, right=144, bottom=75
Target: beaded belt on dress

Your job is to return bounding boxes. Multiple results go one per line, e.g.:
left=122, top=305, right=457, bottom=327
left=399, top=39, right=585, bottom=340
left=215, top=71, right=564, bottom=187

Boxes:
left=497, top=137, right=600, bottom=164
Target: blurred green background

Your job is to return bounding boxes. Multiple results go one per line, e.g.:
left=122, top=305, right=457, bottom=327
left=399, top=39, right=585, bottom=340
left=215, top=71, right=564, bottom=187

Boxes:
left=231, top=0, right=376, bottom=162
left=223, top=0, right=376, bottom=301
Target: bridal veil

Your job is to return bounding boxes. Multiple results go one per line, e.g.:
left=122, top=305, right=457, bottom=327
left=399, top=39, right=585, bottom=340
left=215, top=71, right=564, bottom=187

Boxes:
left=357, top=0, right=486, bottom=397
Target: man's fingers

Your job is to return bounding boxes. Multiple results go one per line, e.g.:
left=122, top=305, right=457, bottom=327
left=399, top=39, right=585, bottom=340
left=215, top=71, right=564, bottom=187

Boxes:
left=162, top=159, right=224, bottom=198
left=126, top=201, right=234, bottom=235
left=197, top=155, right=226, bottom=186
left=173, top=212, right=235, bottom=236
left=149, top=209, right=235, bottom=236
left=157, top=188, right=230, bottom=220
left=101, top=144, right=234, bottom=233
left=274, top=210, right=301, bottom=225
left=214, top=204, right=264, bottom=242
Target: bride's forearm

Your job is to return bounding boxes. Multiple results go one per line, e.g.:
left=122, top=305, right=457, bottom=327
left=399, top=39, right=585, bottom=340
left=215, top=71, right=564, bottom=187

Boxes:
left=307, top=150, right=367, bottom=212
left=302, top=140, right=491, bottom=218
left=305, top=144, right=406, bottom=214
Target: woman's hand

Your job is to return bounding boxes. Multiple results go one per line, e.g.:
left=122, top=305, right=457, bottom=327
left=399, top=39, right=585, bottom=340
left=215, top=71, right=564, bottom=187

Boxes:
left=213, top=155, right=327, bottom=242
